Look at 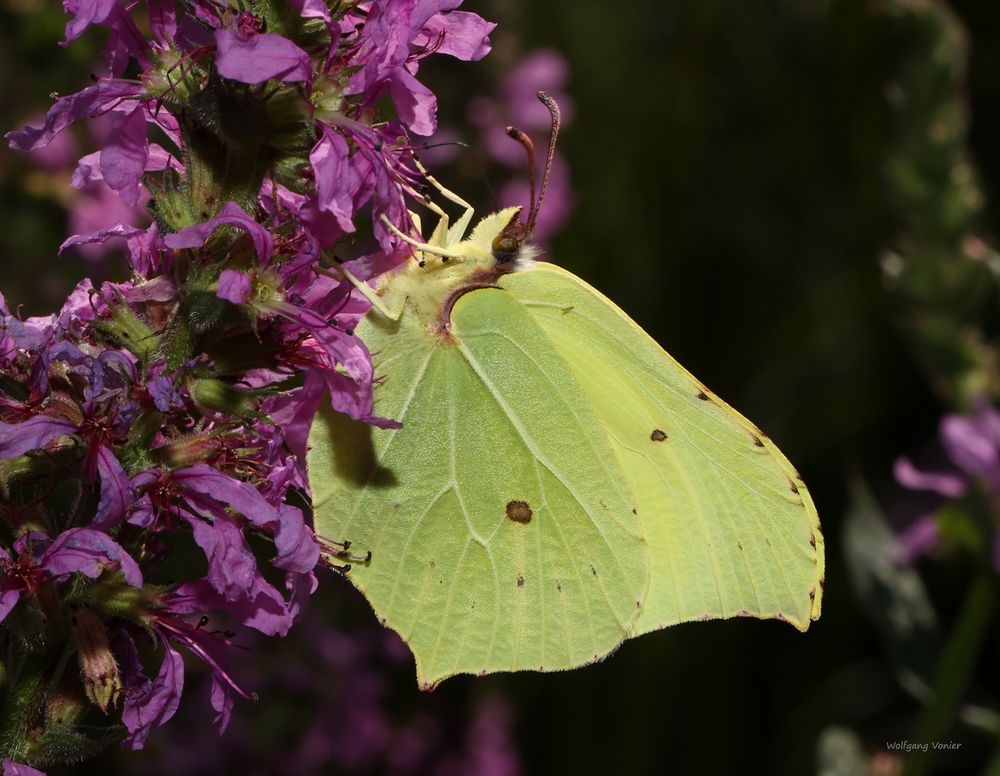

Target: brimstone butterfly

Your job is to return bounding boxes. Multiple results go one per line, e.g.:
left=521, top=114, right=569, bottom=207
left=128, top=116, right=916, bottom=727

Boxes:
left=308, top=94, right=824, bottom=688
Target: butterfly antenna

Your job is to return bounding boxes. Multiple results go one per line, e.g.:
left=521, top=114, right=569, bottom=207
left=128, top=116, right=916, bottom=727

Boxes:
left=412, top=140, right=470, bottom=151
left=505, top=125, right=537, bottom=221
left=530, top=91, right=561, bottom=234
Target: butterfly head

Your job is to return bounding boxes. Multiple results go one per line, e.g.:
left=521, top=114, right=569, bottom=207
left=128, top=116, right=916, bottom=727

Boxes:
left=491, top=208, right=536, bottom=268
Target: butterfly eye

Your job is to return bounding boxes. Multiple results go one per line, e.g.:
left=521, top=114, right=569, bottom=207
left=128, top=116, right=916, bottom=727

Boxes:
left=492, top=235, right=519, bottom=259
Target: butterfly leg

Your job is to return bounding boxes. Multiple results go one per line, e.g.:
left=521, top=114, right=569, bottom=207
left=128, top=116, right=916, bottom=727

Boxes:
left=324, top=260, right=406, bottom=321
left=414, top=159, right=475, bottom=244
left=379, top=215, right=467, bottom=260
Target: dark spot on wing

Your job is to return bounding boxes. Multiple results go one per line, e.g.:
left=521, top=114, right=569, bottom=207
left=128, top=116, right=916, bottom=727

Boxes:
left=506, top=500, right=532, bottom=524
left=556, top=581, right=562, bottom=592
left=737, top=542, right=743, bottom=551
left=517, top=575, right=525, bottom=588
left=631, top=507, right=637, bottom=515
left=590, top=565, right=597, bottom=577
left=789, top=480, right=799, bottom=494
left=418, top=260, right=426, bottom=267
left=561, top=306, right=574, bottom=314
left=650, top=429, right=668, bottom=442
left=696, top=391, right=709, bottom=401
left=430, top=560, right=435, bottom=568
left=751, top=435, right=764, bottom=447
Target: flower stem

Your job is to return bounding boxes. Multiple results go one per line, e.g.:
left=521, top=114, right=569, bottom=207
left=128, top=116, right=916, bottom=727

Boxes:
left=0, top=648, right=50, bottom=761
left=903, top=572, right=997, bottom=776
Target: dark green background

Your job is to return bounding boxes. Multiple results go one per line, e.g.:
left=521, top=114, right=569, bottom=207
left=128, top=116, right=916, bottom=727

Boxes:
left=3, top=0, right=999, bottom=773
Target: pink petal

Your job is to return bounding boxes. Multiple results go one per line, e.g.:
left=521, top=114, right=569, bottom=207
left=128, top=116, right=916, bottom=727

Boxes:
left=100, top=107, right=149, bottom=206
left=893, top=456, right=967, bottom=498
left=164, top=201, right=273, bottom=264
left=215, top=29, right=312, bottom=84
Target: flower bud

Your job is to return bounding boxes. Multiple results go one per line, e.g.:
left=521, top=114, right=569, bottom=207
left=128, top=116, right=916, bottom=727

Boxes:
left=45, top=684, right=88, bottom=729
left=152, top=431, right=221, bottom=467
left=69, top=605, right=121, bottom=714
left=89, top=577, right=150, bottom=623
left=190, top=379, right=260, bottom=417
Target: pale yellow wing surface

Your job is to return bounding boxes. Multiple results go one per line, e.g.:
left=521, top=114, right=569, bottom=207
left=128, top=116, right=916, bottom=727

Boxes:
left=308, top=289, right=648, bottom=688
left=500, top=263, right=824, bottom=634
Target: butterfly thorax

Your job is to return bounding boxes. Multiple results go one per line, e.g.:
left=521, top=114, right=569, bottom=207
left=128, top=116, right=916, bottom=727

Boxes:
left=372, top=206, right=538, bottom=335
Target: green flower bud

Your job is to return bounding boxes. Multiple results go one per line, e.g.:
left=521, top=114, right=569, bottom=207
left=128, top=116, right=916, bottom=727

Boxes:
left=69, top=605, right=121, bottom=714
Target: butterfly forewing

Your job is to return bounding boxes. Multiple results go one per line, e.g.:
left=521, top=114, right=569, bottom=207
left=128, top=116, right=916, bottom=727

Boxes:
left=501, top=264, right=824, bottom=634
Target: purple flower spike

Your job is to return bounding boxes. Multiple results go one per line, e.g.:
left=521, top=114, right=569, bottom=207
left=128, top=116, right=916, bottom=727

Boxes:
left=0, top=416, right=77, bottom=459
left=165, top=201, right=273, bottom=264
left=215, top=29, right=312, bottom=84
left=4, top=0, right=503, bottom=754
left=41, top=528, right=143, bottom=587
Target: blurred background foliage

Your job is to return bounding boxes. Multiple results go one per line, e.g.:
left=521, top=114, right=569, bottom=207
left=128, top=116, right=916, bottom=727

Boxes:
left=4, top=0, right=1000, bottom=773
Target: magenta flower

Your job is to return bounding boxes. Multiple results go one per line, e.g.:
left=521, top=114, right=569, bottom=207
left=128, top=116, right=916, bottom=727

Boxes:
left=893, top=403, right=1000, bottom=569
left=0, top=415, right=76, bottom=458
left=215, top=29, right=312, bottom=84
left=164, top=201, right=274, bottom=263
left=347, top=0, right=495, bottom=136
left=0, top=528, right=142, bottom=623
left=2, top=760, right=46, bottom=776
left=2, top=0, right=498, bottom=766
